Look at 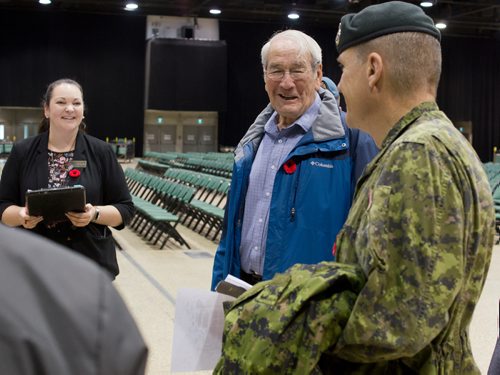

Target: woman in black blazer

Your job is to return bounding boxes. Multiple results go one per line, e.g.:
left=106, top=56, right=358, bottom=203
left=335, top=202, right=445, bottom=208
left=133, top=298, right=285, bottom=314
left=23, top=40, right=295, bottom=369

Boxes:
left=0, top=78, right=134, bottom=278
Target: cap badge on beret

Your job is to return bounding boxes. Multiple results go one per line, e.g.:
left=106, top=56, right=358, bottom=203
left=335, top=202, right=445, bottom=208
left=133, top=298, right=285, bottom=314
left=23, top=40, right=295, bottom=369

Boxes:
left=335, top=22, right=341, bottom=48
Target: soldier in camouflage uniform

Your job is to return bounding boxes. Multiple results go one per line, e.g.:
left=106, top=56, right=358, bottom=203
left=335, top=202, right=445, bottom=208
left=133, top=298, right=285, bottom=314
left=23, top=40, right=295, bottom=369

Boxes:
left=328, top=101, right=495, bottom=373
left=327, top=1, right=495, bottom=373
left=215, top=2, right=495, bottom=374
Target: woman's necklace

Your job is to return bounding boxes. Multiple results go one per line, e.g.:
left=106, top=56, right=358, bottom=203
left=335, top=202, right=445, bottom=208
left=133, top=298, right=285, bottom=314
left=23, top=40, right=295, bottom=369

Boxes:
left=48, top=138, right=76, bottom=153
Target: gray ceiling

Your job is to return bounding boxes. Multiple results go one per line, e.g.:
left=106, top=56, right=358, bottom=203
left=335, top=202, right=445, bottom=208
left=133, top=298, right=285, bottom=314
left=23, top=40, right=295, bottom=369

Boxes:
left=1, top=0, right=499, bottom=39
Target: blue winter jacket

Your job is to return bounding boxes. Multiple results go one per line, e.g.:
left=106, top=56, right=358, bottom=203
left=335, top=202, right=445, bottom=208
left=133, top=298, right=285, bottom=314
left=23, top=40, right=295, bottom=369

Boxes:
left=211, top=90, right=378, bottom=290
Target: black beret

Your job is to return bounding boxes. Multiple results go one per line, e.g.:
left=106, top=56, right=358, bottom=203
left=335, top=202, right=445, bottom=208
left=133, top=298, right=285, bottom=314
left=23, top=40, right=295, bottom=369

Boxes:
left=336, top=1, right=441, bottom=54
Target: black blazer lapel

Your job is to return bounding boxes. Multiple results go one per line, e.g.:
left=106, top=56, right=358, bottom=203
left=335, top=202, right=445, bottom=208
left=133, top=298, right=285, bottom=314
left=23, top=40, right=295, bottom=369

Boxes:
left=34, top=132, right=49, bottom=189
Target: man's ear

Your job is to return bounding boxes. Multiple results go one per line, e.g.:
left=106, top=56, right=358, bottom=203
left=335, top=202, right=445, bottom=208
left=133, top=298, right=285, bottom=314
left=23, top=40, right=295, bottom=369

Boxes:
left=315, top=63, right=323, bottom=90
left=367, top=52, right=383, bottom=91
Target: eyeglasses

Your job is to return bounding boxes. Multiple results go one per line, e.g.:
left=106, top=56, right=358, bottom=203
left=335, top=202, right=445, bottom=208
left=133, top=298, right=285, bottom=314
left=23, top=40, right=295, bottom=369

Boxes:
left=265, top=68, right=311, bottom=82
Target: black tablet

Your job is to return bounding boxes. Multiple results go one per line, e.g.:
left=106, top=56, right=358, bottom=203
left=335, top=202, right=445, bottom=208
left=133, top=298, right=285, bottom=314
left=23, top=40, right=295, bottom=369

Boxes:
left=26, top=185, right=86, bottom=222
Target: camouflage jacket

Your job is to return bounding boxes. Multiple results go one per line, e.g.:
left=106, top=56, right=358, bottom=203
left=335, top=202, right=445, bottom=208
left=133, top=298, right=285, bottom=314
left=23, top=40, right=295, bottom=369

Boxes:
left=330, top=102, right=495, bottom=374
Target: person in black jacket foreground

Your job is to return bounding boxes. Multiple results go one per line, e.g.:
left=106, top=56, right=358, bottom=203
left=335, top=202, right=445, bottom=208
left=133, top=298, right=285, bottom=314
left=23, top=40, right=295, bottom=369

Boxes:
left=0, top=224, right=147, bottom=375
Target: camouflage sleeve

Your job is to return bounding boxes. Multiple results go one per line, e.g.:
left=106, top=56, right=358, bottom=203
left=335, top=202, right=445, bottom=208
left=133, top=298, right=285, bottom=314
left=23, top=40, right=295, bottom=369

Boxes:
left=334, top=140, right=466, bottom=362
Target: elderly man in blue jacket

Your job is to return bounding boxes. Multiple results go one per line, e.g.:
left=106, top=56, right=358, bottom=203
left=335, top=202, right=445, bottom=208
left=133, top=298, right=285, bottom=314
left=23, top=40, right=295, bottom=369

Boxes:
left=211, top=30, right=378, bottom=289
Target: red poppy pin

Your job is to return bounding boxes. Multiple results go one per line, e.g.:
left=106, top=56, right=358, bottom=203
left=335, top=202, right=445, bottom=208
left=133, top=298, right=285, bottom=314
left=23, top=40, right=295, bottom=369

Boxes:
left=69, top=169, right=81, bottom=178
left=283, top=159, right=297, bottom=174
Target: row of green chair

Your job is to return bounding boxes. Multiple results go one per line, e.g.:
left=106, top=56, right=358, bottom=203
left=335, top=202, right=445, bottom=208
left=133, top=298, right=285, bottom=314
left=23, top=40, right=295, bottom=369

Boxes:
left=137, top=159, right=169, bottom=175
left=163, top=168, right=231, bottom=240
left=143, top=151, right=181, bottom=161
left=484, top=162, right=500, bottom=178
left=164, top=168, right=230, bottom=196
left=204, top=152, right=234, bottom=161
left=175, top=152, right=233, bottom=162
left=142, top=151, right=234, bottom=178
left=128, top=169, right=192, bottom=209
left=126, top=168, right=177, bottom=247
left=125, top=168, right=194, bottom=249
left=127, top=168, right=194, bottom=247
left=0, top=142, right=13, bottom=155
left=182, top=178, right=229, bottom=240
left=180, top=158, right=233, bottom=178
left=131, top=195, right=190, bottom=249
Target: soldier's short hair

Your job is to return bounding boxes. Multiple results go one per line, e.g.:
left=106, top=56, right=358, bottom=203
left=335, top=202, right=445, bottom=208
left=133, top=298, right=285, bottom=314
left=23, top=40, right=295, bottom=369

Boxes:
left=355, top=32, right=442, bottom=97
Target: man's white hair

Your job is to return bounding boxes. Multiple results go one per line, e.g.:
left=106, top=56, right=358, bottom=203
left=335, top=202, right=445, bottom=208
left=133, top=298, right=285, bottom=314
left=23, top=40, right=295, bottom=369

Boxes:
left=261, top=30, right=322, bottom=70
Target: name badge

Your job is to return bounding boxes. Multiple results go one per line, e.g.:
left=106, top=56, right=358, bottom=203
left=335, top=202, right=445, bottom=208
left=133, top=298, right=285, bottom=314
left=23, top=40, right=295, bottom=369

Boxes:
left=72, top=160, right=87, bottom=168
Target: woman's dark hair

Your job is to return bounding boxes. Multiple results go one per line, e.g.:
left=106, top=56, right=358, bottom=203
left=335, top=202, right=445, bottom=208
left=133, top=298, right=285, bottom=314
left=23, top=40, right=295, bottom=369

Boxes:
left=38, top=78, right=87, bottom=133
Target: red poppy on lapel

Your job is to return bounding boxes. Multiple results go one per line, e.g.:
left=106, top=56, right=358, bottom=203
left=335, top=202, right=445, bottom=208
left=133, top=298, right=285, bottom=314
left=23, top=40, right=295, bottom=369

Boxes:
left=283, top=159, right=297, bottom=174
left=69, top=169, right=81, bottom=178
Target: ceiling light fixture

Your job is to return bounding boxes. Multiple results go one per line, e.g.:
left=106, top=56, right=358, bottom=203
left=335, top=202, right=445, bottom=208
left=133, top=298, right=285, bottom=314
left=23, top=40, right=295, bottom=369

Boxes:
left=209, top=8, right=222, bottom=15
left=39, top=0, right=51, bottom=4
left=125, top=2, right=139, bottom=11
left=420, top=0, right=436, bottom=7
left=288, top=11, right=300, bottom=20
left=435, top=22, right=447, bottom=29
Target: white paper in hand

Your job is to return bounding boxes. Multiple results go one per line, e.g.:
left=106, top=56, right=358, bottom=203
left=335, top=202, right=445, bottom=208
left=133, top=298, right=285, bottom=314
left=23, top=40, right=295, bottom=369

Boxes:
left=171, top=288, right=234, bottom=372
left=224, top=274, right=252, bottom=290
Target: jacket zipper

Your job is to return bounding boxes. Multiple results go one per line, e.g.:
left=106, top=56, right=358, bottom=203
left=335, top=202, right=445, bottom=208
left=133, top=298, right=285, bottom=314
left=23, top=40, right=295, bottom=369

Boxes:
left=290, top=162, right=301, bottom=222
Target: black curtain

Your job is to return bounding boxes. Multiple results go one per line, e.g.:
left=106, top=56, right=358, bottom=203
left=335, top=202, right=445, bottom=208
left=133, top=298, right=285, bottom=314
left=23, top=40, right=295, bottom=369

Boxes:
left=438, top=37, right=500, bottom=162
left=0, top=10, right=146, bottom=155
left=145, top=38, right=227, bottom=111
left=219, top=20, right=500, bottom=162
left=0, top=11, right=498, bottom=161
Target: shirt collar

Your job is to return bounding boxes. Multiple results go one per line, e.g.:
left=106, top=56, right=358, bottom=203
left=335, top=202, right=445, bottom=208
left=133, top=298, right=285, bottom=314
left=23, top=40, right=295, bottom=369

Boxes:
left=381, top=101, right=439, bottom=149
left=264, top=92, right=321, bottom=137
